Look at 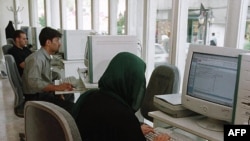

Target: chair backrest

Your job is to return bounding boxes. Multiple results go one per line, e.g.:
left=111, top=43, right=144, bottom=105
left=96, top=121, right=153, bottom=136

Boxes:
left=4, top=54, right=24, bottom=117
left=140, top=64, right=180, bottom=121
left=6, top=38, right=15, bottom=45
left=2, top=44, right=13, bottom=55
left=25, top=101, right=82, bottom=141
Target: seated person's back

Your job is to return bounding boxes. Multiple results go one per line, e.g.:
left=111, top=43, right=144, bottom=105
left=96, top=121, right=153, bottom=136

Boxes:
left=7, top=30, right=32, bottom=76
left=74, top=90, right=145, bottom=141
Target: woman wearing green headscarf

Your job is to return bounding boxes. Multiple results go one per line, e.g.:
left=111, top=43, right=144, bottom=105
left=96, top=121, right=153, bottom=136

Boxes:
left=72, top=52, right=170, bottom=141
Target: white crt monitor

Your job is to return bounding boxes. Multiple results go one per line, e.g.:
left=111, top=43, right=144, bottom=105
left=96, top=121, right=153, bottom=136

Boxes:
left=87, top=35, right=138, bottom=83
left=182, top=44, right=248, bottom=131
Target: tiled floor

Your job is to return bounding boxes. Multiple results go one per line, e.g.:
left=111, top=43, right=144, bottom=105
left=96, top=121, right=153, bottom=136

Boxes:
left=0, top=78, right=24, bottom=141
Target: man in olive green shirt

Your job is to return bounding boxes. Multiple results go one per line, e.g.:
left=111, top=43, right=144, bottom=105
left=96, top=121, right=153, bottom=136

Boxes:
left=22, top=27, right=74, bottom=112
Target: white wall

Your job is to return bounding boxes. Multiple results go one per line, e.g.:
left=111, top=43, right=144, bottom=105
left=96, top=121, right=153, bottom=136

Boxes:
left=0, top=0, right=29, bottom=46
left=0, top=0, right=14, bottom=61
left=0, top=0, right=14, bottom=46
left=0, top=0, right=30, bottom=61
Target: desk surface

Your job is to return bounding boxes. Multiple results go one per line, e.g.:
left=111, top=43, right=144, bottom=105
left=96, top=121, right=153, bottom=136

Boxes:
left=55, top=78, right=86, bottom=95
left=149, top=111, right=223, bottom=141
left=55, top=68, right=98, bottom=94
left=62, top=59, right=85, bottom=63
left=55, top=89, right=86, bottom=94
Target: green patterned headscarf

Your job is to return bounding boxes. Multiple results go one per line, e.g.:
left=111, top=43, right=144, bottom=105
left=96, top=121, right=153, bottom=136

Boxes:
left=98, top=52, right=146, bottom=112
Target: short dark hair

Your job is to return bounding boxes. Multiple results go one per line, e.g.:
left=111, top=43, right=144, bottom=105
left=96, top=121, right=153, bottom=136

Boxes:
left=39, top=27, right=62, bottom=46
left=13, top=30, right=26, bottom=41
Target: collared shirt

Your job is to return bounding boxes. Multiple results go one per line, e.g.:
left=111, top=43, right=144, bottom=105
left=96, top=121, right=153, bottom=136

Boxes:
left=22, top=48, right=53, bottom=94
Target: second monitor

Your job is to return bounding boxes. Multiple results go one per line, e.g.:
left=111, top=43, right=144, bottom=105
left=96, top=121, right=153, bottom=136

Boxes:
left=86, top=35, right=139, bottom=83
left=181, top=44, right=249, bottom=132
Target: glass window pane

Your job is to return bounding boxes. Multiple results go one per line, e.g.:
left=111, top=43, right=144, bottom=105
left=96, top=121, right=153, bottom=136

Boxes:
left=38, top=0, right=45, bottom=27
left=187, top=0, right=228, bottom=47
left=155, top=0, right=172, bottom=67
left=51, top=0, right=60, bottom=29
left=66, top=0, right=76, bottom=29
left=82, top=0, right=92, bottom=30
left=117, top=0, right=126, bottom=35
left=243, top=0, right=250, bottom=50
left=99, top=0, right=109, bottom=34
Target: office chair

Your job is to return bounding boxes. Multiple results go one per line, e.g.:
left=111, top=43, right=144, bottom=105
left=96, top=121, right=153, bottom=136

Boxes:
left=6, top=38, right=15, bottom=45
left=24, top=101, right=82, bottom=141
left=140, top=64, right=180, bottom=122
left=4, top=54, right=25, bottom=117
left=2, top=44, right=13, bottom=55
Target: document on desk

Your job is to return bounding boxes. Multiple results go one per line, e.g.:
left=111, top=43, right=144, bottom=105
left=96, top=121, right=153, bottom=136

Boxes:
left=155, top=93, right=182, bottom=105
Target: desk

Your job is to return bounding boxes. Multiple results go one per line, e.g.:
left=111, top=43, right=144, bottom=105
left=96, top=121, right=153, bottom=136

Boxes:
left=55, top=68, right=98, bottom=95
left=55, top=78, right=86, bottom=95
left=55, top=89, right=86, bottom=95
left=149, top=111, right=223, bottom=141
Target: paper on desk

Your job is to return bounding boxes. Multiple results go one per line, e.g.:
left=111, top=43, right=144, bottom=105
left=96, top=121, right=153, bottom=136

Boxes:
left=155, top=93, right=182, bottom=105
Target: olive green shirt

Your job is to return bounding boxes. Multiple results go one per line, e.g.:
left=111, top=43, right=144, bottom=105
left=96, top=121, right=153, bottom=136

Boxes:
left=22, top=48, right=53, bottom=94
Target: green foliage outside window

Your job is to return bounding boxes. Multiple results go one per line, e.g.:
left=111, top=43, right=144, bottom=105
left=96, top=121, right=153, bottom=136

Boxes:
left=117, top=13, right=125, bottom=35
left=39, top=15, right=45, bottom=27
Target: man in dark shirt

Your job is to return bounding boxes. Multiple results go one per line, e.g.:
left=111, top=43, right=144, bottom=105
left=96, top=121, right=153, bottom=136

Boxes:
left=8, top=30, right=32, bottom=76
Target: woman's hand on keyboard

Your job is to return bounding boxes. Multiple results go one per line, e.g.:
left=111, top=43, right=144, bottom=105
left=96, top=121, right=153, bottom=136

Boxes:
left=153, top=134, right=171, bottom=141
left=141, top=124, right=154, bottom=135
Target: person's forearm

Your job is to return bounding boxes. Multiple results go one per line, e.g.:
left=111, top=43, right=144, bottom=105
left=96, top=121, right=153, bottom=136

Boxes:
left=42, top=83, right=73, bottom=92
left=42, top=84, right=58, bottom=92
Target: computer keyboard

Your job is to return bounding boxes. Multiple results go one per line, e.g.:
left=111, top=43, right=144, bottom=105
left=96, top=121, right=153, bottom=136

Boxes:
left=61, top=76, right=78, bottom=87
left=145, top=127, right=195, bottom=141
left=145, top=132, right=158, bottom=141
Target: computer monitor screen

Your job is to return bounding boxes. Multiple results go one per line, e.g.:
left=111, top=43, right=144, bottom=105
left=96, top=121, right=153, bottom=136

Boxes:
left=182, top=44, right=248, bottom=132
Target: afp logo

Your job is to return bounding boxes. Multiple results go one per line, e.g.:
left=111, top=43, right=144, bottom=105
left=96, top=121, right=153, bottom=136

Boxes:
left=224, top=125, right=250, bottom=140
